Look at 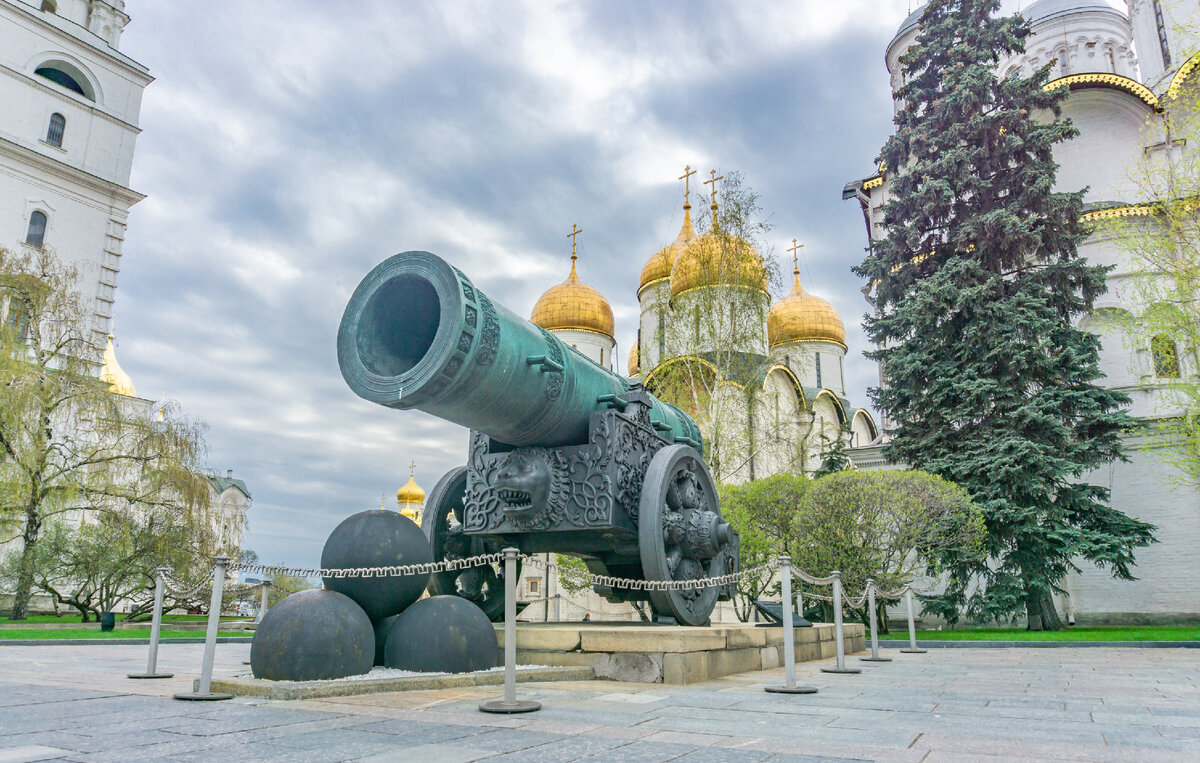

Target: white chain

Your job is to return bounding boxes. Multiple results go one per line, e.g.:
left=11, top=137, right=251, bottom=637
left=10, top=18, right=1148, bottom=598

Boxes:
left=520, top=554, right=772, bottom=591
left=872, top=584, right=913, bottom=600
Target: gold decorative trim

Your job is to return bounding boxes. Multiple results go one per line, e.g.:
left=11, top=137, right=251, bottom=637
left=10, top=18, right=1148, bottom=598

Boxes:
left=636, top=276, right=670, bottom=298
left=1080, top=204, right=1155, bottom=222
left=769, top=337, right=848, bottom=351
left=1043, top=73, right=1161, bottom=110
left=1167, top=52, right=1200, bottom=100
left=863, top=176, right=884, bottom=191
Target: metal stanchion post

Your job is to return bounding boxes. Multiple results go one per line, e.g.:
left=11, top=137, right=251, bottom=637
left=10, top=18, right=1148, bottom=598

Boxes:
left=255, top=581, right=270, bottom=624
left=553, top=593, right=560, bottom=622
left=900, top=588, right=927, bottom=654
left=128, top=567, right=173, bottom=679
left=860, top=579, right=891, bottom=663
left=821, top=570, right=861, bottom=675
left=766, top=556, right=817, bottom=694
left=480, top=548, right=541, bottom=714
left=174, top=556, right=234, bottom=701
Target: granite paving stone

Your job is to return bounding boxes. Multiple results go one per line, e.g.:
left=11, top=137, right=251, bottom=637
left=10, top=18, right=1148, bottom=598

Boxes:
left=1, top=643, right=1198, bottom=761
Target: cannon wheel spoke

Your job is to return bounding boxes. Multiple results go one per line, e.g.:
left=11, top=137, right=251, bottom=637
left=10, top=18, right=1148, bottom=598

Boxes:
left=422, top=466, right=520, bottom=622
left=638, top=445, right=735, bottom=626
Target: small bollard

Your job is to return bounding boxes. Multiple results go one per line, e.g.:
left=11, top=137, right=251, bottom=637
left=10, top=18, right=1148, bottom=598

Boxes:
left=900, top=588, right=927, bottom=654
left=553, top=593, right=561, bottom=622
left=255, top=581, right=270, bottom=624
left=128, top=567, right=173, bottom=679
left=174, top=556, right=235, bottom=701
left=766, top=556, right=818, bottom=694
left=821, top=570, right=861, bottom=675
left=480, top=548, right=541, bottom=714
left=860, top=579, right=892, bottom=663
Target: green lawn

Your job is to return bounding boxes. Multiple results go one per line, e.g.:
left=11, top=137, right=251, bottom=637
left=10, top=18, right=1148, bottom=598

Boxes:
left=0, top=628, right=242, bottom=640
left=912, top=626, right=1199, bottom=641
left=3, top=614, right=250, bottom=625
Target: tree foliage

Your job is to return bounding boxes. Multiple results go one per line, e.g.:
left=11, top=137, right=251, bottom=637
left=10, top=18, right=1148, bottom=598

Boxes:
left=718, top=474, right=810, bottom=621
left=0, top=247, right=215, bottom=619
left=853, top=0, right=1155, bottom=630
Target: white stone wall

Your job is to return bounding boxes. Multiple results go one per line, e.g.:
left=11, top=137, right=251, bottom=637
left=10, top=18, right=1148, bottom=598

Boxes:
left=551, top=328, right=614, bottom=372
left=1129, top=0, right=1200, bottom=89
left=771, top=340, right=846, bottom=396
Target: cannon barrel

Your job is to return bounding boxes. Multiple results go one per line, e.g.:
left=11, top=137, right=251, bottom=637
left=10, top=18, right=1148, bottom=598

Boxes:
left=337, top=251, right=702, bottom=449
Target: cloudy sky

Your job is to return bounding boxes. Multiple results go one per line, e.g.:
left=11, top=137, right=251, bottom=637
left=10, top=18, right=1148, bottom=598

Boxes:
left=112, top=0, right=1055, bottom=567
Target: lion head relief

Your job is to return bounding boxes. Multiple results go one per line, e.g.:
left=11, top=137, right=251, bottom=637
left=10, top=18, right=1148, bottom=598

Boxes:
left=490, top=448, right=571, bottom=529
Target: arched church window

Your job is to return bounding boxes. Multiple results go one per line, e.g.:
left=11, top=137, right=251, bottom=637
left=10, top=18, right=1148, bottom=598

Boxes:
left=34, top=61, right=94, bottom=101
left=1105, top=48, right=1116, bottom=73
left=815, top=352, right=823, bottom=388
left=46, top=113, right=65, bottom=147
left=1056, top=51, right=1068, bottom=78
left=25, top=211, right=47, bottom=247
left=1152, top=335, right=1181, bottom=378
left=40, top=1, right=56, bottom=13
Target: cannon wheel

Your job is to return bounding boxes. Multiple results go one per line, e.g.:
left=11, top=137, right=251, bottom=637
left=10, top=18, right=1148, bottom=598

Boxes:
left=422, top=466, right=520, bottom=622
left=638, top=445, right=733, bottom=626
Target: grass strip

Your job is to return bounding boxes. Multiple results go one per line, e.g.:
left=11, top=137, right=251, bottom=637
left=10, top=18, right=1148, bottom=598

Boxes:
left=0, top=628, right=225, bottom=640
left=912, top=626, right=1199, bottom=641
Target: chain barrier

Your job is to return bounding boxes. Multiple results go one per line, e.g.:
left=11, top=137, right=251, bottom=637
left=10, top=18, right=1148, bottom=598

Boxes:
left=520, top=555, right=774, bottom=591
left=226, top=551, right=507, bottom=580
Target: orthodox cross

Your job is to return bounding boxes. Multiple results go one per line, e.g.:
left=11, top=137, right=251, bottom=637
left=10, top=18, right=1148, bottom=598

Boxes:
left=567, top=223, right=583, bottom=265
left=703, top=169, right=724, bottom=218
left=409, top=460, right=416, bottom=478
left=788, top=239, right=805, bottom=282
left=678, top=165, right=697, bottom=206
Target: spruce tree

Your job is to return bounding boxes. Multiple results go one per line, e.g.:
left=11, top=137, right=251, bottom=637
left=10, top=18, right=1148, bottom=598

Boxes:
left=853, top=0, right=1155, bottom=630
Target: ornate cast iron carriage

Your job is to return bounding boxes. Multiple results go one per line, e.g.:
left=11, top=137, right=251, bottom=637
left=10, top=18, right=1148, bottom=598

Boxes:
left=337, top=251, right=739, bottom=625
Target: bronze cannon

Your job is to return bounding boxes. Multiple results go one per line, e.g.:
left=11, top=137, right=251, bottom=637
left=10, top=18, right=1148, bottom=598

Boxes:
left=337, top=251, right=739, bottom=625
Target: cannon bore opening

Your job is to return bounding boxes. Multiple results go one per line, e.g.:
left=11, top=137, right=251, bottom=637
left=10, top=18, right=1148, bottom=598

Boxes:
left=357, top=274, right=440, bottom=376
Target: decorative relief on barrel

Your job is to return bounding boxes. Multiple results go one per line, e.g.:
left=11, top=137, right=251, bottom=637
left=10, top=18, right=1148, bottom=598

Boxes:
left=477, top=294, right=499, bottom=366
left=537, top=328, right=565, bottom=401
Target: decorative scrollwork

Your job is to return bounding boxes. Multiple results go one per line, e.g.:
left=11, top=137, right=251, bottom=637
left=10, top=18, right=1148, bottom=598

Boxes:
left=477, top=294, right=499, bottom=366
left=537, top=327, right=565, bottom=400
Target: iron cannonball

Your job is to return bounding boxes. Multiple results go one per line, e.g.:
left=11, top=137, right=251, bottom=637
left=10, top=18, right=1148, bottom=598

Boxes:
left=250, top=589, right=374, bottom=681
left=321, top=509, right=432, bottom=620
left=373, top=615, right=398, bottom=666
left=384, top=595, right=498, bottom=673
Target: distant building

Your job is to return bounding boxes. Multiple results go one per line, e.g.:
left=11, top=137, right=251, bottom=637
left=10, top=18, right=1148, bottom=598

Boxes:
left=844, top=0, right=1200, bottom=623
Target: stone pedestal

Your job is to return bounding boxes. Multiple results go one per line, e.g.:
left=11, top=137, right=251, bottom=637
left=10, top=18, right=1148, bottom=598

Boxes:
left=498, top=621, right=865, bottom=685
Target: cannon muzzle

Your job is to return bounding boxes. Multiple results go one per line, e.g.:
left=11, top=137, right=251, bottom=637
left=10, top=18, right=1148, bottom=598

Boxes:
left=338, top=251, right=701, bottom=449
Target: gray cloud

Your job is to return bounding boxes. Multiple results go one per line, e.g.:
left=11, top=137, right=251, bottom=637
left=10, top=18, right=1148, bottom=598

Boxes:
left=115, top=0, right=917, bottom=566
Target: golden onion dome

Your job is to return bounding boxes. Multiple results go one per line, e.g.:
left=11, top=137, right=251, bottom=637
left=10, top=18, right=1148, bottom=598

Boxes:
left=628, top=343, right=639, bottom=376
left=530, top=251, right=615, bottom=339
left=396, top=469, right=425, bottom=505
left=101, top=334, right=137, bottom=397
left=638, top=205, right=696, bottom=296
left=767, top=266, right=846, bottom=348
left=670, top=229, right=768, bottom=298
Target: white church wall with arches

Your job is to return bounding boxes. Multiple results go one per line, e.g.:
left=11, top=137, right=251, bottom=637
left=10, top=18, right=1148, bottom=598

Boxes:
left=846, top=0, right=1200, bottom=623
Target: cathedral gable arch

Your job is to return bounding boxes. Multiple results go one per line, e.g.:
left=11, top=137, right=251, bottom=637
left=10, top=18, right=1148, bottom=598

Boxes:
left=26, top=53, right=102, bottom=104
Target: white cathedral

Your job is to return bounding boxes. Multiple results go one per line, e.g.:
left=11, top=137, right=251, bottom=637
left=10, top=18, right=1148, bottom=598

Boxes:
left=845, top=0, right=1200, bottom=623
left=0, top=0, right=250, bottom=584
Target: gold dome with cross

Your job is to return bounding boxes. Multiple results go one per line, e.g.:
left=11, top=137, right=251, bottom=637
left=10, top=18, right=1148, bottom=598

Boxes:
left=767, top=239, right=846, bottom=348
left=530, top=224, right=615, bottom=338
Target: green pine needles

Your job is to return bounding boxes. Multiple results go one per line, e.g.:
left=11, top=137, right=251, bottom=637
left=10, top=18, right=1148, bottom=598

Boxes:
left=854, top=0, right=1156, bottom=630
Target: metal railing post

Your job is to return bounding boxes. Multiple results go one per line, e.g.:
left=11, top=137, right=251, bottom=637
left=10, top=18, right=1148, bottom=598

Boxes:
left=821, top=570, right=860, bottom=675
left=860, top=579, right=891, bottom=662
left=255, top=581, right=270, bottom=624
left=174, top=556, right=234, bottom=700
left=766, top=556, right=817, bottom=694
left=128, top=567, right=173, bottom=679
left=479, top=548, right=541, bottom=714
left=900, top=588, right=927, bottom=654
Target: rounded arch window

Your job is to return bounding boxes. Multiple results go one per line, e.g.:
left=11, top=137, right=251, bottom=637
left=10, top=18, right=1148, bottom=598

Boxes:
left=34, top=60, right=95, bottom=102
left=46, top=113, right=65, bottom=147
left=1151, top=335, right=1181, bottom=378
left=25, top=211, right=47, bottom=247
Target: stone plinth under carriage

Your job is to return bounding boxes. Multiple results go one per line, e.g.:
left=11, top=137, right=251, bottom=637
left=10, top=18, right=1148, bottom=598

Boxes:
left=498, top=621, right=865, bottom=685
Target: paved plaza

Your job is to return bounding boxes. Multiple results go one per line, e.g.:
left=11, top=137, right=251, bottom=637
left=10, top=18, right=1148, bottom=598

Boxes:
left=0, top=643, right=1198, bottom=761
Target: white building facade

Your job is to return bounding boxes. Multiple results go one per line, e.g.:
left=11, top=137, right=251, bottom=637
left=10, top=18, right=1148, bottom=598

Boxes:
left=845, top=0, right=1200, bottom=623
